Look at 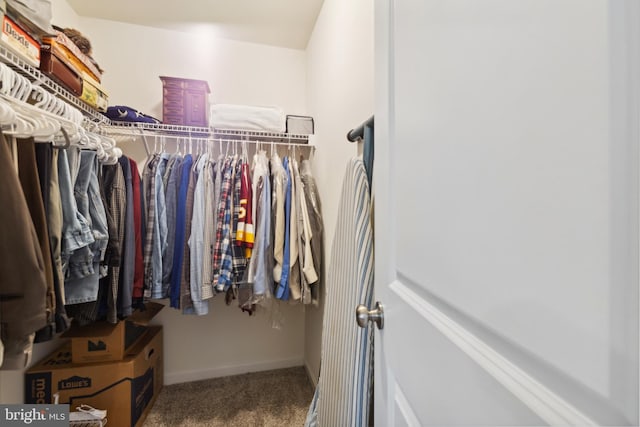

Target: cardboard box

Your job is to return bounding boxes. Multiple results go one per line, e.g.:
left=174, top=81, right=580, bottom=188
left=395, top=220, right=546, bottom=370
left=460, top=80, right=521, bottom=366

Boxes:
left=80, top=72, right=109, bottom=112
left=62, top=302, right=163, bottom=364
left=25, top=326, right=163, bottom=427
left=0, top=13, right=39, bottom=67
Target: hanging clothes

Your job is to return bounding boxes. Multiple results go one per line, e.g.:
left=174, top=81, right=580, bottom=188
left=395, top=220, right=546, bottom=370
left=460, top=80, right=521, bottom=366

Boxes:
left=201, top=155, right=216, bottom=301
left=293, top=157, right=315, bottom=305
left=170, top=153, right=192, bottom=308
left=231, top=156, right=248, bottom=287
left=117, top=156, right=135, bottom=317
left=300, top=159, right=324, bottom=305
left=64, top=149, right=110, bottom=325
left=235, top=158, right=254, bottom=258
left=275, top=155, right=291, bottom=300
left=151, top=153, right=169, bottom=299
left=0, top=134, right=48, bottom=369
left=287, top=156, right=302, bottom=302
left=17, top=138, right=55, bottom=341
left=271, top=152, right=286, bottom=290
left=142, top=154, right=160, bottom=300
left=101, top=162, right=126, bottom=324
left=130, top=158, right=145, bottom=308
left=119, top=141, right=323, bottom=316
left=247, top=150, right=273, bottom=302
left=162, top=154, right=183, bottom=297
left=46, top=147, right=71, bottom=332
left=179, top=154, right=199, bottom=313
left=187, top=153, right=209, bottom=315
left=213, top=155, right=235, bottom=292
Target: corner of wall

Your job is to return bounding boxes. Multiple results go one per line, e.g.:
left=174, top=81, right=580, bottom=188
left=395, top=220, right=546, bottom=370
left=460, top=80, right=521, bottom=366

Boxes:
left=303, top=0, right=374, bottom=389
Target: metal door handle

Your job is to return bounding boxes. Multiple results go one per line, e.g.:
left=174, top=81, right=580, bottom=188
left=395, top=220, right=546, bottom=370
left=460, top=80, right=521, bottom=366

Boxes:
left=356, top=301, right=384, bottom=330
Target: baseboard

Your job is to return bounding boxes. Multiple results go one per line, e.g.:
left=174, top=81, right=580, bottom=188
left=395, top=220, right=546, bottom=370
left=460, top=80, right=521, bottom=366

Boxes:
left=305, top=361, right=319, bottom=388
left=164, top=357, right=304, bottom=385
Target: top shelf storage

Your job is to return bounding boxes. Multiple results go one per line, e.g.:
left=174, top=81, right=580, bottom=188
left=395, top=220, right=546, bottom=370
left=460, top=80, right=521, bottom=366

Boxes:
left=0, top=45, right=310, bottom=144
left=0, top=44, right=109, bottom=124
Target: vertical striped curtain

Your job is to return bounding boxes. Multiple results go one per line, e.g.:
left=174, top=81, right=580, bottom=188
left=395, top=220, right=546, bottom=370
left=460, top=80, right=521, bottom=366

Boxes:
left=311, top=157, right=374, bottom=427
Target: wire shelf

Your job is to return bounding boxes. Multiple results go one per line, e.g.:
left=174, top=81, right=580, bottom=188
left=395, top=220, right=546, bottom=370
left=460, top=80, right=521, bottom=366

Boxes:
left=0, top=44, right=110, bottom=124
left=213, top=128, right=309, bottom=143
left=106, top=121, right=311, bottom=144
left=108, top=121, right=210, bottom=135
left=0, top=45, right=315, bottom=146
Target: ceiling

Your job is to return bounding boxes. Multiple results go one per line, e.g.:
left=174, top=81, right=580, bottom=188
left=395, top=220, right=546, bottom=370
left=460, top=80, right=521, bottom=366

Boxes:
left=66, top=0, right=325, bottom=49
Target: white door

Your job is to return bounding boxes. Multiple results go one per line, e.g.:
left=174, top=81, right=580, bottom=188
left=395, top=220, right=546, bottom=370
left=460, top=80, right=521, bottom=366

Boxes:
left=373, top=0, right=640, bottom=425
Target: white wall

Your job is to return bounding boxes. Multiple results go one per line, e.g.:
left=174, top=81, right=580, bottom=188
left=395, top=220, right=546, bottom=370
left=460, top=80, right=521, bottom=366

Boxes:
left=0, top=4, right=310, bottom=403
left=303, top=0, right=374, bottom=383
left=82, top=18, right=307, bottom=118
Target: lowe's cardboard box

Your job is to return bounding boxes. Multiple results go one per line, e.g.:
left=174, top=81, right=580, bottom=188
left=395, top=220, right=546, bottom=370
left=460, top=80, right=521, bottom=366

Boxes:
left=25, top=326, right=163, bottom=427
left=62, top=302, right=163, bottom=364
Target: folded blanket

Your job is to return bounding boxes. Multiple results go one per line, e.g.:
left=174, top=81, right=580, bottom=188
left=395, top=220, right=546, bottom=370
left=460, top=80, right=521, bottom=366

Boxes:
left=210, top=104, right=285, bottom=133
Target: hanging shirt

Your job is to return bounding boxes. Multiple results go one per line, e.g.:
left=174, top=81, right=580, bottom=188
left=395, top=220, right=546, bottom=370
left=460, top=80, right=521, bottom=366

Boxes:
left=293, top=157, right=315, bottom=304
left=297, top=160, right=318, bottom=285
left=231, top=158, right=248, bottom=283
left=129, top=158, right=145, bottom=307
left=201, top=157, right=216, bottom=300
left=180, top=155, right=199, bottom=313
left=117, top=156, right=135, bottom=317
left=170, top=154, right=192, bottom=308
left=163, top=155, right=180, bottom=193
left=162, top=155, right=183, bottom=297
left=247, top=151, right=272, bottom=300
left=276, top=156, right=292, bottom=300
left=214, top=156, right=235, bottom=291
left=300, top=159, right=324, bottom=305
left=213, top=153, right=224, bottom=243
left=142, top=154, right=159, bottom=300
left=235, top=161, right=254, bottom=258
left=102, top=163, right=126, bottom=324
left=271, top=153, right=286, bottom=284
left=288, top=156, right=302, bottom=302
left=187, top=153, right=209, bottom=315
left=150, top=153, right=169, bottom=299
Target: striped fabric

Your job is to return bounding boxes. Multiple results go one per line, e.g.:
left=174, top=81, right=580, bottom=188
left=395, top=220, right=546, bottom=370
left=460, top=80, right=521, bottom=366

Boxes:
left=317, top=158, right=374, bottom=427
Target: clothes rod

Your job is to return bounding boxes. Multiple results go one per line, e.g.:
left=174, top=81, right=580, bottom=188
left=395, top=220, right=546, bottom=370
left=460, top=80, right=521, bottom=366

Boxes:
left=109, top=130, right=315, bottom=156
left=347, top=115, right=374, bottom=142
left=110, top=132, right=313, bottom=147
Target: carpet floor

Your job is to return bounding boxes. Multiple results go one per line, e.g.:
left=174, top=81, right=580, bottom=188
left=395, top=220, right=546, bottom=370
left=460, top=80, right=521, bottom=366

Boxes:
left=143, top=367, right=314, bottom=427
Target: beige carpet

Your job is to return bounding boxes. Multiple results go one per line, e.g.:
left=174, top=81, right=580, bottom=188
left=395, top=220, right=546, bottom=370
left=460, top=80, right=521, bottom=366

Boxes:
left=143, top=367, right=314, bottom=427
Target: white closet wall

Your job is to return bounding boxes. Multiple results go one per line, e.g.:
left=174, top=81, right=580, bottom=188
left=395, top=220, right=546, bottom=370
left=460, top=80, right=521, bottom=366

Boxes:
left=304, top=0, right=374, bottom=383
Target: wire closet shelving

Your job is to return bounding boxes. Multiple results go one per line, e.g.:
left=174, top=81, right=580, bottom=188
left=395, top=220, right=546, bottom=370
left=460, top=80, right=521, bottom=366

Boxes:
left=0, top=45, right=313, bottom=153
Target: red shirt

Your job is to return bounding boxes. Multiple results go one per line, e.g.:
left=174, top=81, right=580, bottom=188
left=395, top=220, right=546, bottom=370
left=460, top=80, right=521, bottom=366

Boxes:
left=129, top=158, right=144, bottom=300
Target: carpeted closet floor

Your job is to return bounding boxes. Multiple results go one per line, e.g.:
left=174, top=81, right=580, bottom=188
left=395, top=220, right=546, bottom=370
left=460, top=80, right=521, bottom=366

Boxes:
left=143, top=367, right=314, bottom=427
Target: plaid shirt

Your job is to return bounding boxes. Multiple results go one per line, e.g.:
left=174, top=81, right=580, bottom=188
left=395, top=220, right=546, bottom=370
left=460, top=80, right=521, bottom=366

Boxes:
left=213, top=156, right=235, bottom=291
left=231, top=158, right=247, bottom=282
left=142, top=154, right=159, bottom=299
left=108, top=164, right=126, bottom=323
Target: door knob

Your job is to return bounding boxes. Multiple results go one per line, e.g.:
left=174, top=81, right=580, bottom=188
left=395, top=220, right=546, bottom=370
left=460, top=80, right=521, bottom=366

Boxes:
left=356, top=301, right=384, bottom=330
